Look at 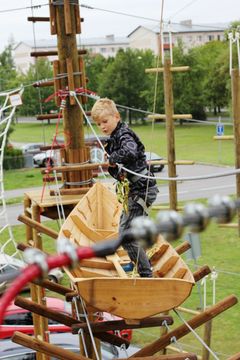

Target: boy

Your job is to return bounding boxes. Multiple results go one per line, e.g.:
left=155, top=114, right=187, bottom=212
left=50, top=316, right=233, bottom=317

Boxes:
left=91, top=98, right=158, bottom=277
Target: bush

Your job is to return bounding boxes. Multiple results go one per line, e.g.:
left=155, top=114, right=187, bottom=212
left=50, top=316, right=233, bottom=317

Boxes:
left=3, top=147, right=24, bottom=170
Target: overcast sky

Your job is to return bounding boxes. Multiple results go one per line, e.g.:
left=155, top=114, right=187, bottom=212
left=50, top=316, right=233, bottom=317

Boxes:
left=0, top=0, right=239, bottom=51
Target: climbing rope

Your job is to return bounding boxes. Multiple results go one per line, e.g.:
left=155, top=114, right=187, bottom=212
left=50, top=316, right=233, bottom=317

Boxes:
left=173, top=308, right=220, bottom=360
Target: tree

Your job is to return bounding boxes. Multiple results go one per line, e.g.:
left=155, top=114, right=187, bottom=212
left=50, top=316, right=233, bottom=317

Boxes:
left=0, top=44, right=17, bottom=96
left=98, top=48, right=155, bottom=122
left=18, top=58, right=56, bottom=116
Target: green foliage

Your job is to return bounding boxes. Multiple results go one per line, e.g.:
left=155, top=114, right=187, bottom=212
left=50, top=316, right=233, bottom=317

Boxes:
left=18, top=58, right=57, bottom=116
left=3, top=147, right=24, bottom=170
left=97, top=49, right=155, bottom=121
left=0, top=44, right=18, bottom=97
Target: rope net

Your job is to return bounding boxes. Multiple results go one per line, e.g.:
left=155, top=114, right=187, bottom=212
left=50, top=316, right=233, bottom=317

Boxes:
left=0, top=86, right=24, bottom=288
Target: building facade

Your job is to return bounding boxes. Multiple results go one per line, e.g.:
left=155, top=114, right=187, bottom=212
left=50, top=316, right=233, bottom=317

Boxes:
left=128, top=20, right=228, bottom=54
left=13, top=20, right=228, bottom=73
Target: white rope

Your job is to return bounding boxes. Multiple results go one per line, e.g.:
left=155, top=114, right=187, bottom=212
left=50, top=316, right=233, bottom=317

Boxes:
left=79, top=296, right=100, bottom=360
left=173, top=309, right=220, bottom=360
left=72, top=296, right=89, bottom=357
left=52, top=170, right=66, bottom=227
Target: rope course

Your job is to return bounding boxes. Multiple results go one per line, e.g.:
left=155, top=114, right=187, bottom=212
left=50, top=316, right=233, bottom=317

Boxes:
left=0, top=86, right=24, bottom=288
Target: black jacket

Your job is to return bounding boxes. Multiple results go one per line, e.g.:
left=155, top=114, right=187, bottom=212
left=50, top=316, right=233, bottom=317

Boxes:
left=105, top=122, right=157, bottom=198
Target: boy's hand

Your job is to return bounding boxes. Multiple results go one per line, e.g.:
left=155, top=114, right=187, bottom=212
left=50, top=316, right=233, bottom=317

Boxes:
left=108, top=162, right=117, bottom=167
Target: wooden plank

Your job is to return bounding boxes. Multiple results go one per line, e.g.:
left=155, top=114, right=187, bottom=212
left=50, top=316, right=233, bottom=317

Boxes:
left=66, top=58, right=76, bottom=105
left=106, top=254, right=128, bottom=278
left=77, top=278, right=194, bottom=320
left=74, top=0, right=81, bottom=33
left=18, top=214, right=58, bottom=239
left=70, top=214, right=103, bottom=241
left=12, top=331, right=90, bottom=360
left=53, top=60, right=61, bottom=106
left=149, top=243, right=169, bottom=265
left=64, top=0, right=72, bottom=34
left=175, top=241, right=191, bottom=255
left=145, top=66, right=190, bottom=73
left=154, top=256, right=179, bottom=277
left=49, top=1, right=57, bottom=35
left=173, top=268, right=187, bottom=279
left=79, top=57, right=87, bottom=103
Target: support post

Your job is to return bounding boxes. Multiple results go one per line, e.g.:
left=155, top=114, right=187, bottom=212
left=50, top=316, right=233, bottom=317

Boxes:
left=231, top=69, right=240, bottom=236
left=163, top=59, right=177, bottom=210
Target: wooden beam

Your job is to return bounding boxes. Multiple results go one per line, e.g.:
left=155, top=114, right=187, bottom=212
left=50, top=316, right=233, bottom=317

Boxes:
left=31, top=49, right=87, bottom=57
left=28, top=16, right=50, bottom=22
left=164, top=58, right=177, bottom=210
left=50, top=187, right=89, bottom=196
left=64, top=0, right=73, bottom=34
left=12, top=332, right=89, bottom=360
left=148, top=114, right=192, bottom=120
left=72, top=316, right=174, bottom=334
left=49, top=1, right=57, bottom=35
left=193, top=265, right=211, bottom=282
left=213, top=135, right=234, bottom=140
left=130, top=295, right=237, bottom=357
left=66, top=58, right=76, bottom=105
left=14, top=297, right=130, bottom=348
left=145, top=66, right=190, bottom=73
left=33, top=80, right=54, bottom=88
left=231, top=68, right=240, bottom=235
left=27, top=16, right=84, bottom=23
left=41, top=162, right=108, bottom=174
left=18, top=214, right=58, bottom=239
left=175, top=241, right=191, bottom=255
left=36, top=113, right=62, bottom=120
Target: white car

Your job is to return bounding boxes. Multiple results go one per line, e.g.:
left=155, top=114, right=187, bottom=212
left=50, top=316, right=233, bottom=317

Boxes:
left=33, top=149, right=60, bottom=168
left=22, top=143, right=45, bottom=155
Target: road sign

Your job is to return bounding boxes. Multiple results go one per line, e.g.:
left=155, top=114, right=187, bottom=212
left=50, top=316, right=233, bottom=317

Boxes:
left=216, top=123, right=224, bottom=136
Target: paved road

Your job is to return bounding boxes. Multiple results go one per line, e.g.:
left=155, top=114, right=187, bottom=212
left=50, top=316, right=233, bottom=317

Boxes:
left=2, top=163, right=236, bottom=226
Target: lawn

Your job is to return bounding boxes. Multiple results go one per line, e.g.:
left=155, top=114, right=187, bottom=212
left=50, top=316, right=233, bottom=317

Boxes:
left=4, top=120, right=240, bottom=358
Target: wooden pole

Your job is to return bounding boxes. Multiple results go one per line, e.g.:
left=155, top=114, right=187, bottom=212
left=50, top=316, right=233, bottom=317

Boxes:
left=231, top=69, right=240, bottom=236
left=55, top=2, right=84, bottom=150
left=12, top=332, right=89, bottom=360
left=14, top=296, right=129, bottom=348
left=202, top=320, right=212, bottom=360
left=130, top=295, right=238, bottom=357
left=163, top=59, right=177, bottom=210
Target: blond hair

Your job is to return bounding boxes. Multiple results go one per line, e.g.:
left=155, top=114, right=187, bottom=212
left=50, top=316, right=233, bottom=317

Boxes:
left=91, top=98, right=119, bottom=122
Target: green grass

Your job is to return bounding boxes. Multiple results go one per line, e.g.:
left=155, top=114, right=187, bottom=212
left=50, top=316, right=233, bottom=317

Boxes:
left=4, top=168, right=43, bottom=190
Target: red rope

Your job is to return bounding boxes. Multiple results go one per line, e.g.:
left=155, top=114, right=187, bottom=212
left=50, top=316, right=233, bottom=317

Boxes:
left=0, top=246, right=95, bottom=325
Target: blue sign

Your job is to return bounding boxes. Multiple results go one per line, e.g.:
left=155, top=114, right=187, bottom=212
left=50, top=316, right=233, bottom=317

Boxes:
left=216, top=123, right=224, bottom=136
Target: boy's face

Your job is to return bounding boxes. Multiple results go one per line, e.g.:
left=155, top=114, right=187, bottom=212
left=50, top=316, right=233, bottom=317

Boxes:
left=95, top=112, right=120, bottom=135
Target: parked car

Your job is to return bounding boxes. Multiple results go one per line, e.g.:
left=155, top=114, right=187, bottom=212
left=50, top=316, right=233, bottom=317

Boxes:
left=0, top=332, right=140, bottom=359
left=145, top=151, right=164, bottom=172
left=0, top=254, right=63, bottom=294
left=33, top=135, right=108, bottom=168
left=21, top=143, right=45, bottom=155
left=0, top=297, right=71, bottom=340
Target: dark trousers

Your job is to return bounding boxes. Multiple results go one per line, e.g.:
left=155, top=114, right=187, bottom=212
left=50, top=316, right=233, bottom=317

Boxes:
left=119, top=185, right=158, bottom=277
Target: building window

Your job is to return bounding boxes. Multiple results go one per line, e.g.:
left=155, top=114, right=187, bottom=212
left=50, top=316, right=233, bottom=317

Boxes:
left=111, top=47, right=115, bottom=52
left=197, top=35, right=202, bottom=42
left=208, top=35, right=214, bottom=41
left=217, top=35, right=221, bottom=41
left=100, top=47, right=106, bottom=53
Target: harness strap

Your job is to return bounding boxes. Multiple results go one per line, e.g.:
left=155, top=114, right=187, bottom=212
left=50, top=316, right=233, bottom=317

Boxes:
left=135, top=196, right=149, bottom=214
left=130, top=168, right=148, bottom=183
